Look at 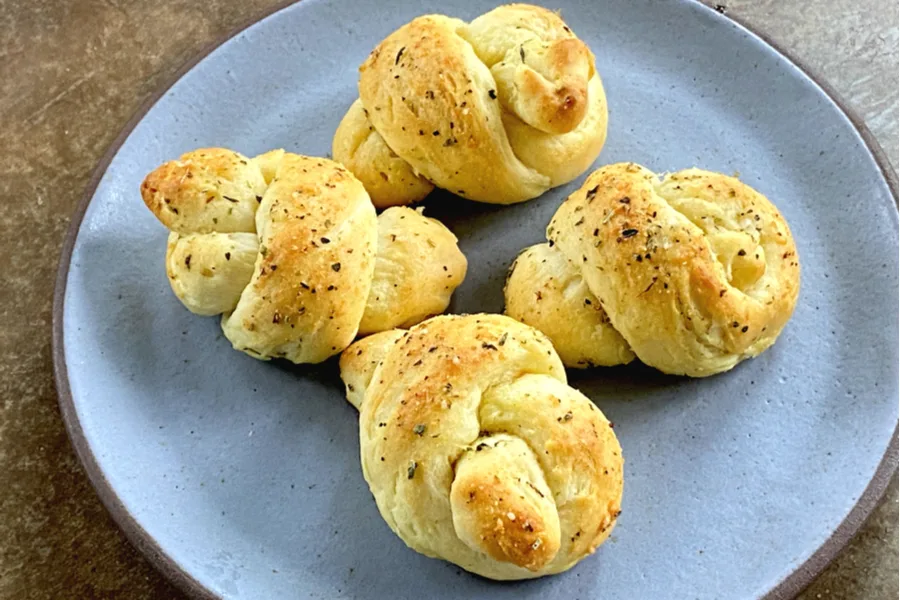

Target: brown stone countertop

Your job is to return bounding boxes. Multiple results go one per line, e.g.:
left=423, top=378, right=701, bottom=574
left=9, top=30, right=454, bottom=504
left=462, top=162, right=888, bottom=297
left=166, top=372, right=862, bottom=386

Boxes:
left=0, top=0, right=896, bottom=598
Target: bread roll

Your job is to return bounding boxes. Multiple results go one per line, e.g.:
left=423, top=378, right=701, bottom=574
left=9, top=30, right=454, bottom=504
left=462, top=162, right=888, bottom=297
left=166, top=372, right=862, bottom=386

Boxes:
left=339, top=314, right=623, bottom=579
left=506, top=162, right=800, bottom=376
left=142, top=148, right=466, bottom=363
left=332, top=4, right=608, bottom=206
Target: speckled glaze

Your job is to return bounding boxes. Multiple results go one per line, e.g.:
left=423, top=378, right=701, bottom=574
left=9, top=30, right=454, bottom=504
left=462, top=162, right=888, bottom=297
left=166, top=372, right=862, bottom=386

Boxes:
left=55, top=0, right=898, bottom=598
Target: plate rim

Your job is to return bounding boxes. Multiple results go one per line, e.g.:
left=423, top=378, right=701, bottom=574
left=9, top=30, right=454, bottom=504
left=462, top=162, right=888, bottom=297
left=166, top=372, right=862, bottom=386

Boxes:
left=50, top=1, right=899, bottom=598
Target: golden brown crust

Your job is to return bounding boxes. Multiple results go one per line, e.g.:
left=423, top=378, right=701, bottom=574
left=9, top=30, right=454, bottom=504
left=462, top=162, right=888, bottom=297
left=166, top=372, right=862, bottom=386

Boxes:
left=497, top=38, right=590, bottom=134
left=222, top=154, right=377, bottom=363
left=339, top=4, right=607, bottom=205
left=504, top=243, right=634, bottom=367
left=502, top=75, right=607, bottom=188
left=141, top=148, right=466, bottom=363
left=464, top=5, right=595, bottom=134
left=547, top=163, right=801, bottom=376
left=342, top=314, right=623, bottom=580
left=478, top=374, right=622, bottom=560
left=141, top=148, right=266, bottom=234
left=449, top=435, right=560, bottom=571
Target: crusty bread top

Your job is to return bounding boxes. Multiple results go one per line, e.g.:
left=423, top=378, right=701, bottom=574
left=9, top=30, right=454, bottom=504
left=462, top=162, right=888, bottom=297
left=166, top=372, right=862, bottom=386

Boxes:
left=359, top=14, right=547, bottom=203
left=463, top=3, right=594, bottom=134
left=548, top=163, right=800, bottom=376
left=141, top=147, right=266, bottom=234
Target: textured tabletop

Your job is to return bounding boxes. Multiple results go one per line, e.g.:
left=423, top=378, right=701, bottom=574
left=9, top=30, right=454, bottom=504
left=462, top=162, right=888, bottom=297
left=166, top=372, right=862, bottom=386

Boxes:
left=0, top=0, right=896, bottom=598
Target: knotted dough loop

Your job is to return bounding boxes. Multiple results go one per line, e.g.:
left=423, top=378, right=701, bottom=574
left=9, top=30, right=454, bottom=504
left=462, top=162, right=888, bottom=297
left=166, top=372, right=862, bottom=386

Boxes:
left=333, top=3, right=608, bottom=207
left=506, top=163, right=800, bottom=377
left=141, top=148, right=466, bottom=363
left=339, top=314, right=623, bottom=580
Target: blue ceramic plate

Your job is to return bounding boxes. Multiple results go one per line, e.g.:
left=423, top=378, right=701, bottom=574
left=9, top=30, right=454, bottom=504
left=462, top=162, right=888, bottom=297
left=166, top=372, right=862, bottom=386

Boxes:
left=53, top=0, right=898, bottom=598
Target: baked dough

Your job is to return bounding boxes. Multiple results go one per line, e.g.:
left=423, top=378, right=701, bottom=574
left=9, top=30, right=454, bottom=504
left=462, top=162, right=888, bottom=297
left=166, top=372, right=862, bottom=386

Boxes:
left=142, top=148, right=466, bottom=363
left=332, top=99, right=436, bottom=208
left=360, top=205, right=468, bottom=334
left=507, top=163, right=800, bottom=377
left=339, top=314, right=623, bottom=580
left=504, top=243, right=634, bottom=367
left=332, top=4, right=608, bottom=206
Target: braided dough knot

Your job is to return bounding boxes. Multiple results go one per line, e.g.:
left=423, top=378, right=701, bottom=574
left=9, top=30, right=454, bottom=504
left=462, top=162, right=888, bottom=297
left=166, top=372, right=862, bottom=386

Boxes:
left=141, top=148, right=466, bottom=363
left=505, top=163, right=800, bottom=376
left=333, top=4, right=608, bottom=207
left=340, top=314, right=623, bottom=579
